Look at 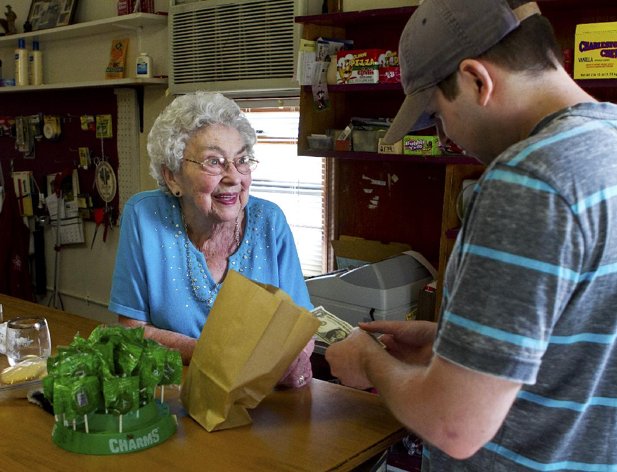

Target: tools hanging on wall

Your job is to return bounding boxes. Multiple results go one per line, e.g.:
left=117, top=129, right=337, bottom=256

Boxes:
left=1, top=108, right=119, bottom=224
left=90, top=134, right=117, bottom=249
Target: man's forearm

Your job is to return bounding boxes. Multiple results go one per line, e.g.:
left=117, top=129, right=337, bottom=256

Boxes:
left=362, top=347, right=520, bottom=460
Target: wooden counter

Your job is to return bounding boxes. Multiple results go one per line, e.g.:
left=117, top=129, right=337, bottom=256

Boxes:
left=0, top=295, right=405, bottom=471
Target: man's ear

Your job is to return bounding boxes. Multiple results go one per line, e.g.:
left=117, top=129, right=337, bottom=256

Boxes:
left=459, top=59, right=494, bottom=107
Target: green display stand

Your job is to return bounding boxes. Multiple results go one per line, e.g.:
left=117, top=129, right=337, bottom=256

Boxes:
left=52, top=401, right=177, bottom=455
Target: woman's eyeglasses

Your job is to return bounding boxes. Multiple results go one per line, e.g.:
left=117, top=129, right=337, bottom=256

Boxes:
left=183, top=156, right=259, bottom=176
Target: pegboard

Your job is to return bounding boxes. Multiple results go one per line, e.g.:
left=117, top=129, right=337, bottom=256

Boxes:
left=0, top=88, right=120, bottom=223
left=115, top=88, right=141, bottom=213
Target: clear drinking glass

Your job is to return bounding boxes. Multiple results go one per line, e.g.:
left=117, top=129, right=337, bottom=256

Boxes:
left=5, top=317, right=51, bottom=367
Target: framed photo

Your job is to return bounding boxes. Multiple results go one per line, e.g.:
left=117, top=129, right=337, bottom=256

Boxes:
left=27, top=0, right=79, bottom=31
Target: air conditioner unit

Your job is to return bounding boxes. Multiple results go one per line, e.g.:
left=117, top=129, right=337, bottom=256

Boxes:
left=169, top=0, right=315, bottom=97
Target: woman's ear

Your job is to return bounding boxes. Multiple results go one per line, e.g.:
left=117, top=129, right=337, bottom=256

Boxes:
left=162, top=165, right=181, bottom=196
left=459, top=59, right=494, bottom=107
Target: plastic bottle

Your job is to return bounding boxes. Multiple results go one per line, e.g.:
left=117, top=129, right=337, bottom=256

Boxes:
left=136, top=52, right=152, bottom=78
left=29, top=40, right=43, bottom=86
left=15, top=38, right=29, bottom=86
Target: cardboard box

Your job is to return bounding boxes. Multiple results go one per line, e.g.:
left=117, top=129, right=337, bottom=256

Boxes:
left=378, top=138, right=403, bottom=155
left=403, top=135, right=441, bottom=156
left=574, top=22, right=617, bottom=79
left=352, top=129, right=386, bottom=152
left=331, top=235, right=412, bottom=269
left=336, top=49, right=384, bottom=84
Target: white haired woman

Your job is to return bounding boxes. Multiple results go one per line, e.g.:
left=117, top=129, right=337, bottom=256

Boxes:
left=109, top=92, right=314, bottom=388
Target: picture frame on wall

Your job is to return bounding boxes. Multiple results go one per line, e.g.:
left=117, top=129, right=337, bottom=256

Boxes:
left=27, top=0, right=79, bottom=31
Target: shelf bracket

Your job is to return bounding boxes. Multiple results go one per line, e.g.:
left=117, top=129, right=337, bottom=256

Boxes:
left=136, top=85, right=145, bottom=133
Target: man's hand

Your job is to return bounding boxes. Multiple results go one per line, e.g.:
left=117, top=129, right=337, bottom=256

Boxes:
left=360, top=320, right=437, bottom=366
left=325, top=327, right=379, bottom=390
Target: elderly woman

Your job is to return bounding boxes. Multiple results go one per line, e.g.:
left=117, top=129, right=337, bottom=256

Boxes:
left=109, top=92, right=314, bottom=388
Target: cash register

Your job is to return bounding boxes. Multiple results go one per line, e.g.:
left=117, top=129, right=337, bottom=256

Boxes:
left=306, top=250, right=436, bottom=327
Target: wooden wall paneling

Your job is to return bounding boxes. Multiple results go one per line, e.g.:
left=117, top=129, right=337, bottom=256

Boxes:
left=434, top=164, right=485, bottom=320
left=334, top=160, right=446, bottom=268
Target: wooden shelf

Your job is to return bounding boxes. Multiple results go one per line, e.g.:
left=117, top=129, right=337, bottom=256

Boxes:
left=576, top=79, right=617, bottom=89
left=0, top=13, right=167, bottom=45
left=295, top=7, right=416, bottom=26
left=538, top=0, right=617, bottom=9
left=0, top=77, right=167, bottom=93
left=303, top=79, right=616, bottom=92
left=300, top=148, right=479, bottom=164
left=303, top=83, right=403, bottom=93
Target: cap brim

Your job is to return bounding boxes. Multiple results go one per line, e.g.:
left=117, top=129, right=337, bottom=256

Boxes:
left=383, top=87, right=436, bottom=145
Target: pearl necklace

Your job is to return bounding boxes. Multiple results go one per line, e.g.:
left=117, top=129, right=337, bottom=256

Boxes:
left=182, top=212, right=241, bottom=306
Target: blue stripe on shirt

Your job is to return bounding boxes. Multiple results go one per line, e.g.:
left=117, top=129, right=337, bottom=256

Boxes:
left=443, top=311, right=547, bottom=350
left=580, top=262, right=617, bottom=282
left=572, top=185, right=617, bottom=214
left=464, top=242, right=616, bottom=283
left=484, top=441, right=617, bottom=471
left=444, top=311, right=613, bottom=349
left=485, top=169, right=557, bottom=193
left=462, top=244, right=580, bottom=281
left=506, top=120, right=617, bottom=167
left=550, top=332, right=617, bottom=345
left=517, top=391, right=617, bottom=412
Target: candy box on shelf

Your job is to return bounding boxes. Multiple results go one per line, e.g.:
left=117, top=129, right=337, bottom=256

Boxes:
left=403, top=135, right=441, bottom=156
left=336, top=49, right=385, bottom=84
left=378, top=50, right=400, bottom=84
left=574, top=21, right=617, bottom=79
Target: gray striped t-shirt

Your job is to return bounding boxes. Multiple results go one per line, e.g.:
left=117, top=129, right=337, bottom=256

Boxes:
left=425, top=102, right=617, bottom=471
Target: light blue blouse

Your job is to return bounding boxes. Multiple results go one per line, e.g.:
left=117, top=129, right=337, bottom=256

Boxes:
left=109, top=190, right=312, bottom=338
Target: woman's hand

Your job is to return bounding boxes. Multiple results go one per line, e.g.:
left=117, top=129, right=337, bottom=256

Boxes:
left=277, top=338, right=315, bottom=389
left=118, top=315, right=196, bottom=365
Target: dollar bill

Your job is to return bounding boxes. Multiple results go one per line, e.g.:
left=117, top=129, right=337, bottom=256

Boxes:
left=311, top=306, right=353, bottom=345
left=311, top=306, right=387, bottom=349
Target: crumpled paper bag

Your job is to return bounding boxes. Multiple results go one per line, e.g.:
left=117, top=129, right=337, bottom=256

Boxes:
left=180, top=270, right=319, bottom=431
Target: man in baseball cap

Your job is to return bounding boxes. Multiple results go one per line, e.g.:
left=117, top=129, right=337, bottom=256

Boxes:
left=383, top=0, right=543, bottom=145
left=327, top=0, right=617, bottom=470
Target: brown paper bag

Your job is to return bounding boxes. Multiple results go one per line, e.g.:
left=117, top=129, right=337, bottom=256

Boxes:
left=180, top=270, right=319, bottom=432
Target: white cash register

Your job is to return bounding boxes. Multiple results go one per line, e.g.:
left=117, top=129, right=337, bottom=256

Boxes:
left=306, top=250, right=436, bottom=327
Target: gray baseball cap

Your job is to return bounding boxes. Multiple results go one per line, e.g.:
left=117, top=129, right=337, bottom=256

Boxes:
left=383, top=0, right=541, bottom=144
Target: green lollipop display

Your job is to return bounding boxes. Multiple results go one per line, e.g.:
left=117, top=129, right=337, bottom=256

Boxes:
left=51, top=401, right=177, bottom=455
left=46, top=326, right=181, bottom=455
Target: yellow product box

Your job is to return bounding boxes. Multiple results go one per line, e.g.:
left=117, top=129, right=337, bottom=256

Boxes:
left=336, top=49, right=384, bottom=84
left=105, top=38, right=129, bottom=79
left=574, top=22, right=617, bottom=79
left=403, top=135, right=441, bottom=156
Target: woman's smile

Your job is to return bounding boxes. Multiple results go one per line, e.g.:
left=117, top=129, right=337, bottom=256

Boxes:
left=213, top=192, right=239, bottom=206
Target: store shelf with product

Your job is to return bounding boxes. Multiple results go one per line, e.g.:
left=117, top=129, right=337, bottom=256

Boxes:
left=296, top=1, right=617, bottom=162
left=0, top=77, right=166, bottom=94
left=296, top=7, right=423, bottom=160
left=0, top=12, right=168, bottom=92
left=296, top=1, right=617, bottom=319
left=0, top=13, right=166, bottom=45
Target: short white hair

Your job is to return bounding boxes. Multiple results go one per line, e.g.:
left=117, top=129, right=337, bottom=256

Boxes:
left=147, top=91, right=256, bottom=193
